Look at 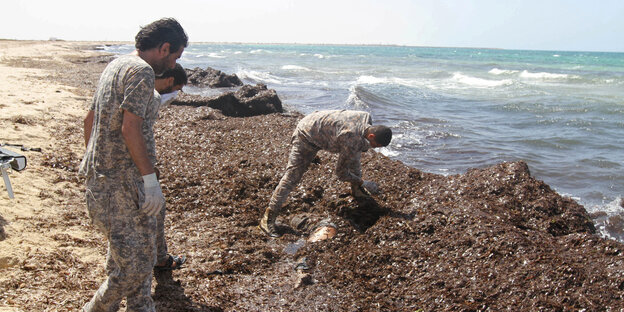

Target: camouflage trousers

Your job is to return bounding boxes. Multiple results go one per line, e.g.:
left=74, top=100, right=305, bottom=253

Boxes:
left=155, top=202, right=168, bottom=264
left=83, top=174, right=157, bottom=312
left=268, top=135, right=320, bottom=215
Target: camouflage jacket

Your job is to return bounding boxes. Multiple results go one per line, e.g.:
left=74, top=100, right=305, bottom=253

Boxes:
left=295, top=110, right=372, bottom=184
left=79, top=55, right=155, bottom=178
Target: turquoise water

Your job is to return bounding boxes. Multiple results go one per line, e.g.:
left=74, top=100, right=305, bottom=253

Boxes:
left=105, top=43, right=624, bottom=241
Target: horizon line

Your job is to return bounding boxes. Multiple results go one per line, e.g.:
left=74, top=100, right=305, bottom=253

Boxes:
left=2, top=38, right=623, bottom=54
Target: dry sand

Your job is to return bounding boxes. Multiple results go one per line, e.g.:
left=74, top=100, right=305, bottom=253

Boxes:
left=0, top=40, right=109, bottom=311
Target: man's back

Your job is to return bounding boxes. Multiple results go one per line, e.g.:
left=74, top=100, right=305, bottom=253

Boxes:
left=296, top=110, right=372, bottom=154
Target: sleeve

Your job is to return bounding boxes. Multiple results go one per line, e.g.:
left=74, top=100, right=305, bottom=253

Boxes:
left=336, top=149, right=363, bottom=184
left=119, top=66, right=155, bottom=119
left=334, top=133, right=364, bottom=184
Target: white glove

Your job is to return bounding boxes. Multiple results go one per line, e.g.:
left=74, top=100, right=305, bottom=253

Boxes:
left=361, top=180, right=380, bottom=195
left=142, top=173, right=165, bottom=216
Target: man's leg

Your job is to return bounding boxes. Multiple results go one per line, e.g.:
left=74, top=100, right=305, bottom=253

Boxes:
left=261, top=137, right=318, bottom=237
left=83, top=176, right=157, bottom=312
left=154, top=202, right=185, bottom=273
left=155, top=202, right=168, bottom=265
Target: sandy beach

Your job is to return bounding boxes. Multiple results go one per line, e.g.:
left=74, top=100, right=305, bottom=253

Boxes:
left=0, top=40, right=113, bottom=310
left=1, top=40, right=623, bottom=311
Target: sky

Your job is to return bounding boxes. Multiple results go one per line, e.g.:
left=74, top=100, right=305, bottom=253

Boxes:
left=2, top=0, right=623, bottom=52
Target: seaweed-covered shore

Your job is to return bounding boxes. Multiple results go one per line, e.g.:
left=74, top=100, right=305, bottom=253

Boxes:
left=150, top=106, right=623, bottom=311
left=1, top=42, right=622, bottom=311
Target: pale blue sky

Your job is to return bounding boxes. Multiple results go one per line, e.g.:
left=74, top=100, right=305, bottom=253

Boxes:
left=2, top=0, right=623, bottom=52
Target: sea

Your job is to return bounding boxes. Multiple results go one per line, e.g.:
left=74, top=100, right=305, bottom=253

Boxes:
left=102, top=43, right=624, bottom=243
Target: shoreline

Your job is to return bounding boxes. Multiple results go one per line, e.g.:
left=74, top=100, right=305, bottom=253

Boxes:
left=0, top=40, right=623, bottom=311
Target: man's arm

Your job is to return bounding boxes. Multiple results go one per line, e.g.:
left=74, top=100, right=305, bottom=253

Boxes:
left=83, top=110, right=95, bottom=148
left=121, top=109, right=154, bottom=176
left=336, top=150, right=363, bottom=185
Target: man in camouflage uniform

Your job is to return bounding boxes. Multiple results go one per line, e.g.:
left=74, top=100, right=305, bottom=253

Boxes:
left=79, top=18, right=187, bottom=312
left=259, top=110, right=392, bottom=237
left=148, top=64, right=188, bottom=271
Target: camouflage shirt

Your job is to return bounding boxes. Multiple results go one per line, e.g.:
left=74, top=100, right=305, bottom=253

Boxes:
left=295, top=110, right=372, bottom=183
left=79, top=55, right=155, bottom=178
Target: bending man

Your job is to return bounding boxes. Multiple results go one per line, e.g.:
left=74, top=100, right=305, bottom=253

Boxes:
left=259, top=110, right=392, bottom=237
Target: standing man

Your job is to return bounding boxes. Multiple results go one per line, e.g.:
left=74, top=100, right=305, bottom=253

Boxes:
left=259, top=110, right=392, bottom=237
left=149, top=64, right=188, bottom=271
left=79, top=18, right=187, bottom=312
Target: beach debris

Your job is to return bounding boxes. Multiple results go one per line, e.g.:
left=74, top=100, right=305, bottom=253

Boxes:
left=284, top=238, right=306, bottom=255
left=308, top=221, right=337, bottom=243
left=293, top=257, right=313, bottom=289
left=289, top=214, right=311, bottom=231
left=1, top=147, right=27, bottom=199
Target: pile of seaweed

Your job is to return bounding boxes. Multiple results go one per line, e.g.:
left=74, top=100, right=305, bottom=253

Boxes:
left=21, top=53, right=622, bottom=311
left=148, top=105, right=623, bottom=311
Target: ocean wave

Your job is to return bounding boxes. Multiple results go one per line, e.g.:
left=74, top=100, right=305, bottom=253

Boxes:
left=389, top=130, right=424, bottom=147
left=451, top=72, right=513, bottom=88
left=356, top=75, right=391, bottom=85
left=590, top=198, right=624, bottom=243
left=519, top=70, right=578, bottom=80
left=236, top=70, right=282, bottom=85
left=379, top=146, right=400, bottom=157
left=207, top=52, right=226, bottom=59
left=489, top=68, right=584, bottom=81
left=282, top=65, right=311, bottom=71
left=489, top=68, right=520, bottom=75
left=346, top=85, right=404, bottom=110
left=355, top=75, right=425, bottom=89
left=346, top=85, right=369, bottom=109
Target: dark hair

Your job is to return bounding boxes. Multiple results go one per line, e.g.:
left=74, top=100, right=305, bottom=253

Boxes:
left=369, top=125, right=392, bottom=147
left=159, top=63, right=188, bottom=86
left=135, top=18, right=188, bottom=53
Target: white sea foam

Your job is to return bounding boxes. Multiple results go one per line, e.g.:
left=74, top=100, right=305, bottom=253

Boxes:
left=356, top=75, right=390, bottom=85
left=346, top=85, right=368, bottom=109
left=392, top=123, right=426, bottom=145
left=282, top=65, right=311, bottom=71
left=590, top=197, right=624, bottom=216
left=207, top=53, right=226, bottom=59
left=519, top=70, right=575, bottom=80
left=488, top=68, right=520, bottom=75
left=236, top=70, right=282, bottom=85
left=451, top=72, right=512, bottom=88
left=590, top=198, right=624, bottom=242
left=314, top=53, right=325, bottom=59
left=355, top=75, right=425, bottom=89
left=379, top=147, right=400, bottom=157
